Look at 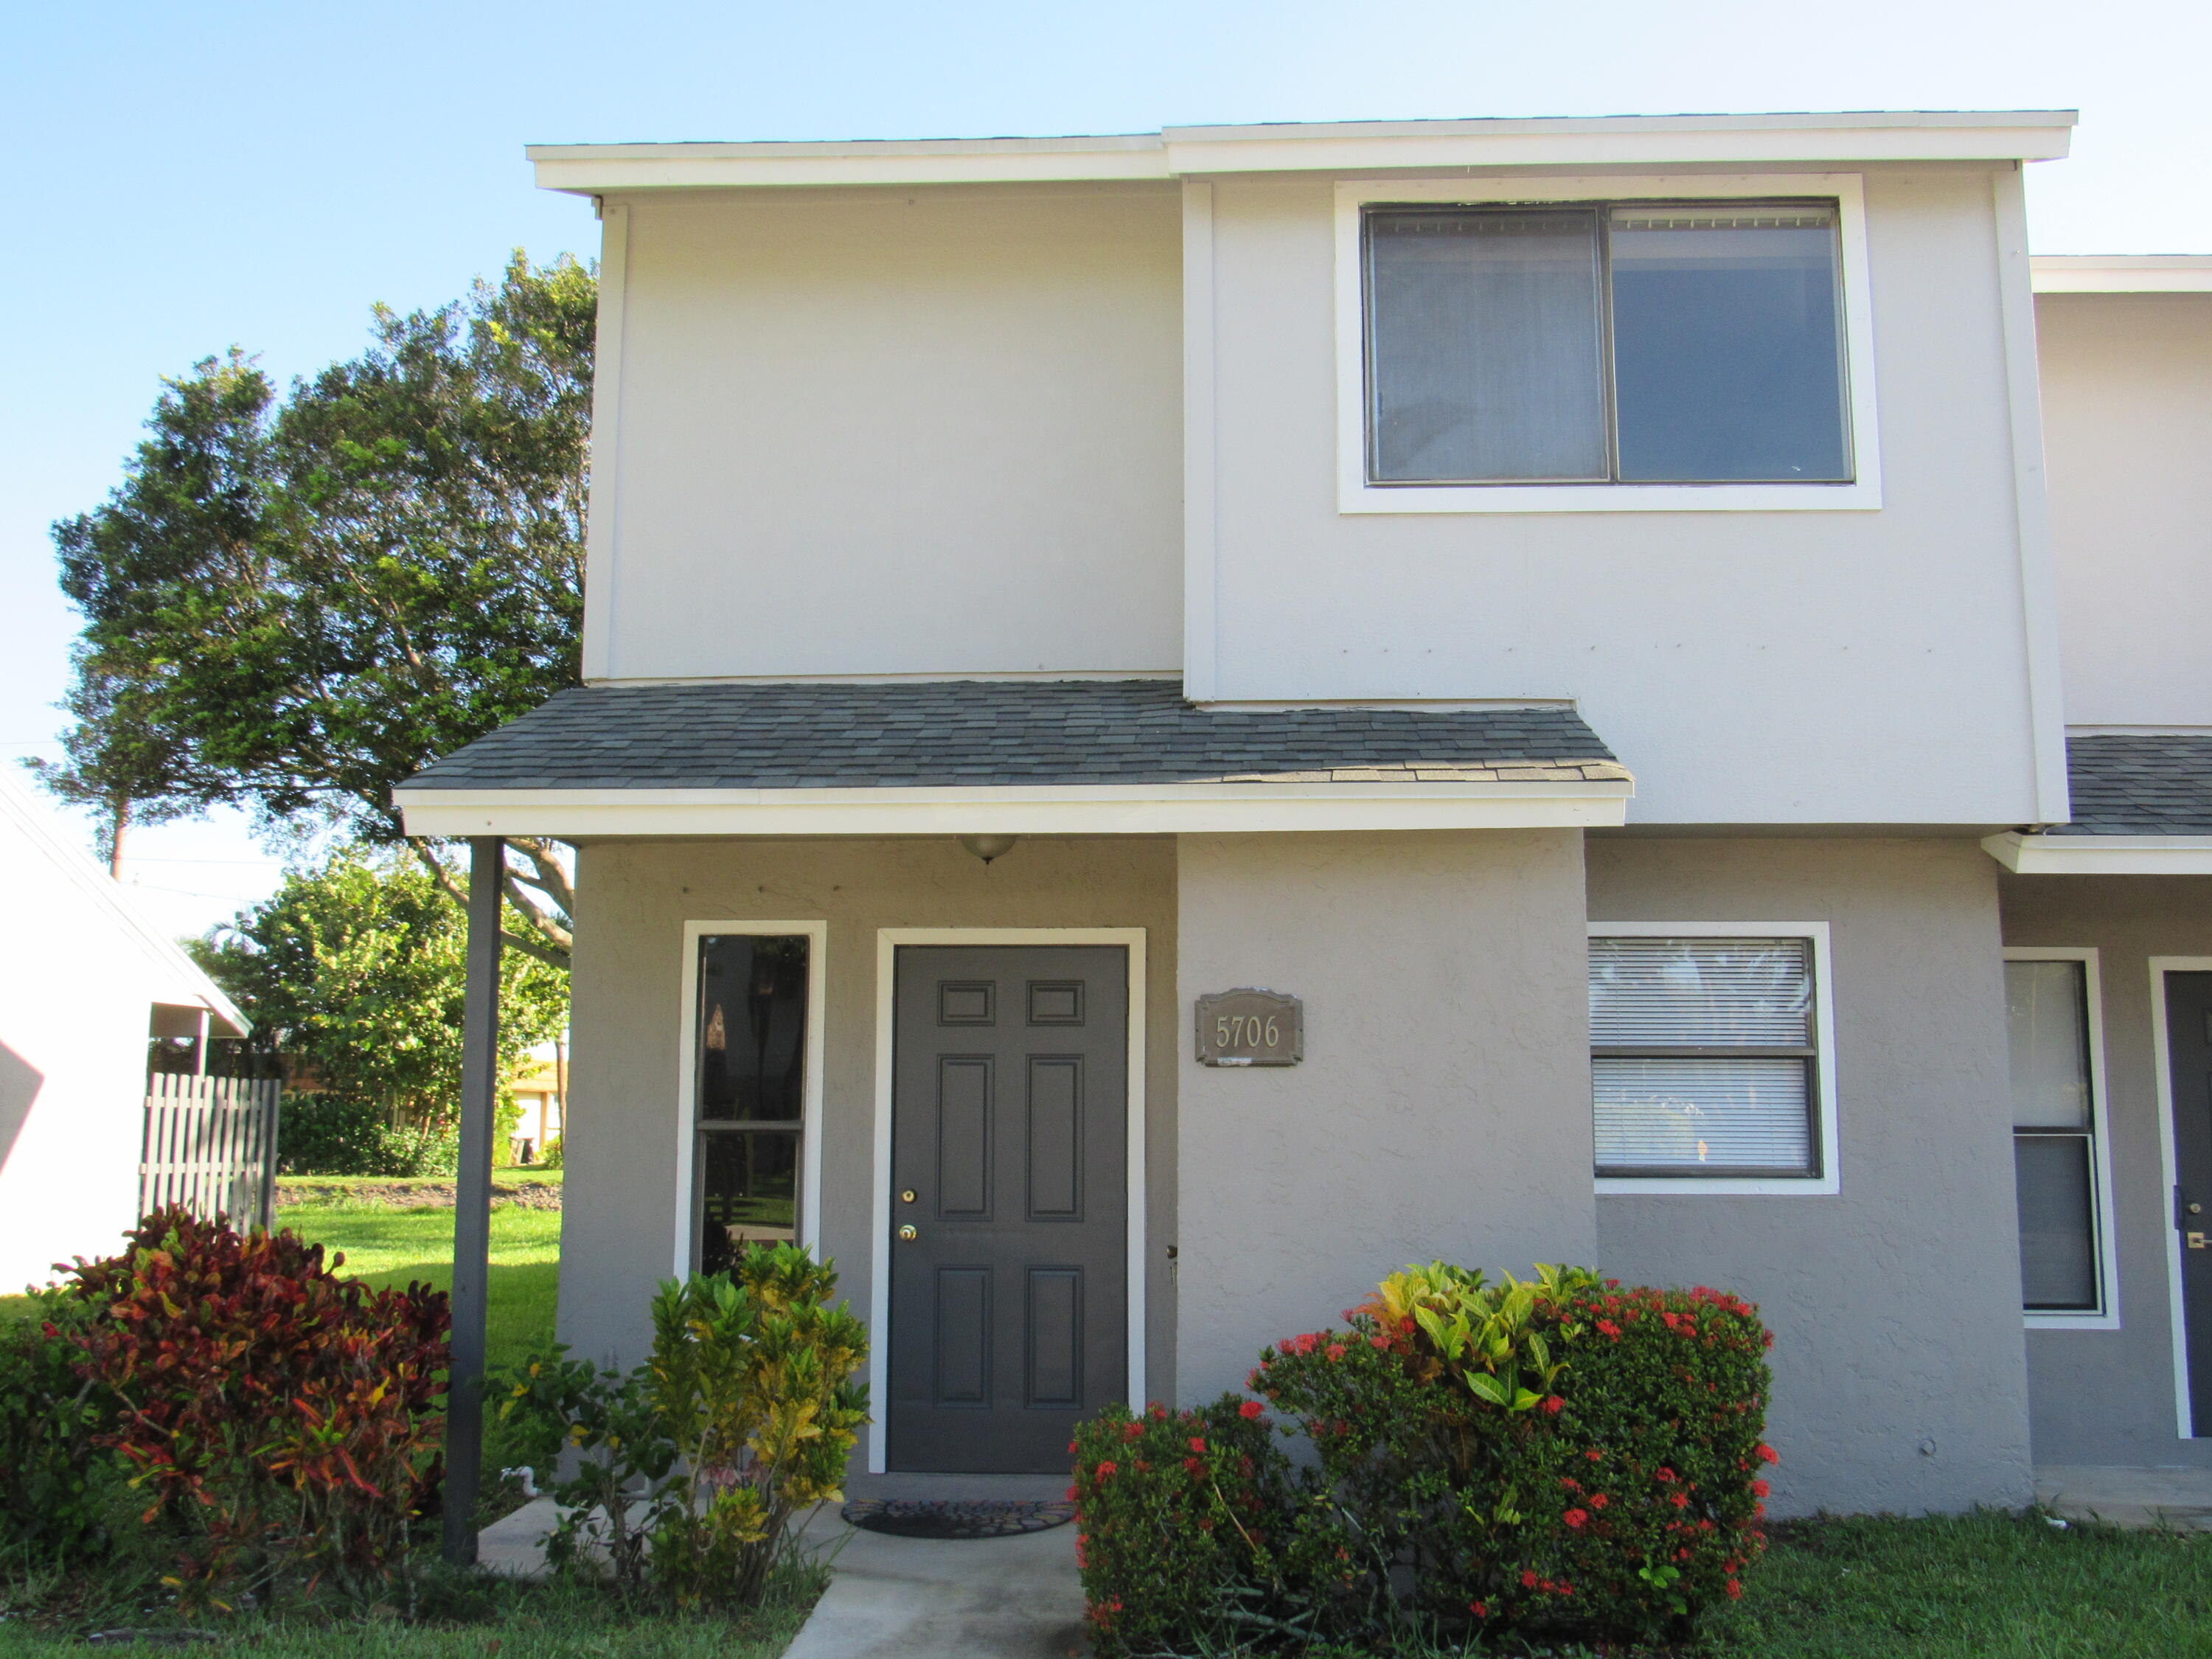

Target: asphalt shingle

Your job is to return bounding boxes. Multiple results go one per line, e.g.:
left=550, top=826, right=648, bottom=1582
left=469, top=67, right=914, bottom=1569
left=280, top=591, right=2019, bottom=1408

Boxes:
left=2054, top=734, right=2212, bottom=835
left=396, top=680, right=1627, bottom=793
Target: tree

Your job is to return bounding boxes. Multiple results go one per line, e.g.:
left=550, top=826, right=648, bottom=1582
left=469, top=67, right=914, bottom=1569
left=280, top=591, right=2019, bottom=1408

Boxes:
left=192, top=849, right=568, bottom=1139
left=39, top=254, right=594, bottom=965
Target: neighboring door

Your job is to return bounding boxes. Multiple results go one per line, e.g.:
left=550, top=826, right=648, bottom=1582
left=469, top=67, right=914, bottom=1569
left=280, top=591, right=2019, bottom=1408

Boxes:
left=888, top=944, right=1128, bottom=1472
left=2167, top=972, right=2212, bottom=1433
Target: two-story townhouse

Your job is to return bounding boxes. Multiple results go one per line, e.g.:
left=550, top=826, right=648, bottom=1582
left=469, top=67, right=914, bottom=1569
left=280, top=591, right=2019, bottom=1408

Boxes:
left=397, top=110, right=2211, bottom=1514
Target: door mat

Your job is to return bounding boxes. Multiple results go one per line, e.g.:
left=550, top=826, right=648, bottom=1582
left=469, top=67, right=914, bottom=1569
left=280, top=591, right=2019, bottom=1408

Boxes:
left=841, top=1498, right=1078, bottom=1540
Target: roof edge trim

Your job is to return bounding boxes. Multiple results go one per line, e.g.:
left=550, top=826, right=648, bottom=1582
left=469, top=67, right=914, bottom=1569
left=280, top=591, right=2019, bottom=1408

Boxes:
left=397, top=780, right=1633, bottom=838
left=2033, top=256, right=2212, bottom=293
left=530, top=110, right=2076, bottom=194
left=1984, top=831, right=2212, bottom=875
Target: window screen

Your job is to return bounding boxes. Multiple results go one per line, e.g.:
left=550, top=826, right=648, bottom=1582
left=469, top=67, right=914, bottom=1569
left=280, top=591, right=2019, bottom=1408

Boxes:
left=1365, top=201, right=1852, bottom=486
left=2006, top=959, right=2103, bottom=1313
left=1589, top=936, right=1820, bottom=1177
left=695, top=934, right=809, bottom=1273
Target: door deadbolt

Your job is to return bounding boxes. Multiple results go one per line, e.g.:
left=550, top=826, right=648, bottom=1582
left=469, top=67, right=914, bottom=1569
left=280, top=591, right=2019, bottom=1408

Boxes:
left=898, top=1225, right=919, bottom=1242
left=2191, top=1203, right=2203, bottom=1216
left=901, top=1189, right=918, bottom=1204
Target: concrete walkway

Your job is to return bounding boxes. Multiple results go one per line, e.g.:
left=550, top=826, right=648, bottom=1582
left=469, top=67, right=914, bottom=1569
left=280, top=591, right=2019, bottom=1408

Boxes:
left=475, top=1473, right=1088, bottom=1658
left=2037, top=1464, right=2212, bottom=1528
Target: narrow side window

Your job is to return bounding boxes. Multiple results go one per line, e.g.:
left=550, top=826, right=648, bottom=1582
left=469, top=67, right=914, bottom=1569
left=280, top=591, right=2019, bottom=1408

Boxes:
left=693, top=933, right=810, bottom=1273
left=2006, top=957, right=2105, bottom=1316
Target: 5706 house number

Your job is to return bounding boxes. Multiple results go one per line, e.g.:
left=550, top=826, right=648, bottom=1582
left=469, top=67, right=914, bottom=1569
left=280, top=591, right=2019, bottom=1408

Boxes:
left=1194, top=989, right=1303, bottom=1067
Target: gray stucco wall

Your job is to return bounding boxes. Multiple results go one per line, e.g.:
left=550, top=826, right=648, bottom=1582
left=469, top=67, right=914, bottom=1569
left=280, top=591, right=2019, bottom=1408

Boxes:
left=560, top=836, right=1180, bottom=1422
left=1587, top=837, right=2031, bottom=1514
left=1998, top=873, right=2212, bottom=1465
left=1174, top=829, right=1596, bottom=1408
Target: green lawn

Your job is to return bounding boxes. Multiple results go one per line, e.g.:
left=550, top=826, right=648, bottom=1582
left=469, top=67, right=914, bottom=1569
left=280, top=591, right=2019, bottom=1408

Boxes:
left=1695, top=1510, right=2212, bottom=1658
left=279, top=1199, right=564, bottom=1375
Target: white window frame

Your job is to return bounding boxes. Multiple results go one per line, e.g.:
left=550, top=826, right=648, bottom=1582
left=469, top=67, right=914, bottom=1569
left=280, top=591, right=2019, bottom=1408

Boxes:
left=672, top=919, right=830, bottom=1276
left=867, top=927, right=1149, bottom=1475
left=2149, top=957, right=2212, bottom=1435
left=2006, top=947, right=2120, bottom=1331
left=1335, top=174, right=1882, bottom=515
left=1588, top=921, right=1841, bottom=1196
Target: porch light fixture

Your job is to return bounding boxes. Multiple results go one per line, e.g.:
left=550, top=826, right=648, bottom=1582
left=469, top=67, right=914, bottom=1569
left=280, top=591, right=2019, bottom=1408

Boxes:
left=959, top=834, right=1018, bottom=865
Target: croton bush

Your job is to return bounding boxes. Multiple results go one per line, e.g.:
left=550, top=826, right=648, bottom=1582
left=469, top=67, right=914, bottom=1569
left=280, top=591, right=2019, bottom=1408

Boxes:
left=1073, top=1262, right=1774, bottom=1654
left=29, top=1208, right=450, bottom=1607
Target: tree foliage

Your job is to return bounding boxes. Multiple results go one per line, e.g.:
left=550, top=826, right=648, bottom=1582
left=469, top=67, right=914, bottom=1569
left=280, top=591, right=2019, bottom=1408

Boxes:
left=192, top=849, right=568, bottom=1139
left=38, top=253, right=594, bottom=964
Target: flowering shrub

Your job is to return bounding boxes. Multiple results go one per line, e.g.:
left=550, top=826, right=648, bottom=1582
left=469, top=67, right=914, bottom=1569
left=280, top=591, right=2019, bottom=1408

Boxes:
left=1254, top=1265, right=1773, bottom=1647
left=1069, top=1396, right=1296, bottom=1657
left=63, top=1207, right=450, bottom=1607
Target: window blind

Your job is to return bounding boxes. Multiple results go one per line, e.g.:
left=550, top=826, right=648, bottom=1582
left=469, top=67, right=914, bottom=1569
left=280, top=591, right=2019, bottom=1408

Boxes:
left=1589, top=936, right=1818, bottom=1177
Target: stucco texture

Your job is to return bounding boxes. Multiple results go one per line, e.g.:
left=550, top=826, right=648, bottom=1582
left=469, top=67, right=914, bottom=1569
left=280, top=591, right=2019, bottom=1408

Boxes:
left=1999, top=874, right=2212, bottom=1465
left=1174, top=830, right=1597, bottom=1408
left=559, top=837, right=1180, bottom=1419
left=1587, top=837, right=2030, bottom=1514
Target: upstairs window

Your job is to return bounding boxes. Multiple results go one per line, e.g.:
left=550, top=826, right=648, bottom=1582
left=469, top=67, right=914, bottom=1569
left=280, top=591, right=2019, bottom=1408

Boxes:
left=1364, top=201, right=1852, bottom=487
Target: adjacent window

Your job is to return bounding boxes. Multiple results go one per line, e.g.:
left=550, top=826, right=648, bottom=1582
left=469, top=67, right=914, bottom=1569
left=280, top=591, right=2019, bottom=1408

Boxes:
left=692, top=933, right=810, bottom=1273
left=1590, top=933, right=1825, bottom=1181
left=1364, top=201, right=1851, bottom=487
left=2006, top=953, right=2112, bottom=1320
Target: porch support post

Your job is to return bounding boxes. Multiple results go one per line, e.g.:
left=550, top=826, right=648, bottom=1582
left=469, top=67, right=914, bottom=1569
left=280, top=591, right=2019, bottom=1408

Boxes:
left=443, top=835, right=504, bottom=1564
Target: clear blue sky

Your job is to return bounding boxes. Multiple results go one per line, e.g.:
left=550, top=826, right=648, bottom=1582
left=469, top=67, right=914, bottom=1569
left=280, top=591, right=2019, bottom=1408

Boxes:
left=3, top=0, right=2205, bottom=935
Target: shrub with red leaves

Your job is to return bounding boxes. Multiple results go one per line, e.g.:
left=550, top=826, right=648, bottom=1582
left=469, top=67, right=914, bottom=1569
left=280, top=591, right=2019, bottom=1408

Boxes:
left=62, top=1207, right=449, bottom=1605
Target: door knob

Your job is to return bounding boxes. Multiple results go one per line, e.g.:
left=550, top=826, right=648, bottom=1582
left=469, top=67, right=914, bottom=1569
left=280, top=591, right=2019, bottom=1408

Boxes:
left=898, top=1225, right=919, bottom=1242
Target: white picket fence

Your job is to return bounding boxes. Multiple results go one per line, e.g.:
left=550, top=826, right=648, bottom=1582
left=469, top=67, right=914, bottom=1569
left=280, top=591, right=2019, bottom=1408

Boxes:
left=140, top=1075, right=282, bottom=1228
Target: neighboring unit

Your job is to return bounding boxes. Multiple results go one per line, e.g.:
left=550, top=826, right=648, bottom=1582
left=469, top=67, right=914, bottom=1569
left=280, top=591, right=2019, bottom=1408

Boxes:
left=398, top=111, right=2211, bottom=1509
left=0, top=772, right=247, bottom=1288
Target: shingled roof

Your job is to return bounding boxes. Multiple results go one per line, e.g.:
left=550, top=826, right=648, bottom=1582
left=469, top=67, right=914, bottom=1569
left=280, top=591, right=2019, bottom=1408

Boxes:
left=397, top=680, right=1627, bottom=793
left=2053, top=734, right=2212, bottom=835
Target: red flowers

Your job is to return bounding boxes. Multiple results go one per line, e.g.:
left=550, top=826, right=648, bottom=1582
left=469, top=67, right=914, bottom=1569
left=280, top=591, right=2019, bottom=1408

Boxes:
left=1095, top=1459, right=1118, bottom=1479
left=1590, top=1492, right=1609, bottom=1510
left=1520, top=1569, right=1540, bottom=1589
left=1564, top=1507, right=1590, bottom=1529
left=1726, top=1578, right=1744, bottom=1600
left=1669, top=1492, right=1691, bottom=1509
left=1655, top=1467, right=1679, bottom=1484
left=1189, top=1436, right=1208, bottom=1454
left=1469, top=1600, right=1488, bottom=1618
left=1239, top=1400, right=1266, bottom=1420
left=1326, top=1343, right=1348, bottom=1362
left=1758, top=1442, right=1781, bottom=1464
left=1752, top=1478, right=1770, bottom=1498
left=1121, top=1421, right=1144, bottom=1442
left=1596, top=1318, right=1622, bottom=1339
left=1541, top=1395, right=1565, bottom=1415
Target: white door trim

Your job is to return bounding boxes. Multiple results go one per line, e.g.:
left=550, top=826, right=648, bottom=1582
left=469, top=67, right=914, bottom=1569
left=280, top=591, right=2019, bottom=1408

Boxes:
left=673, top=920, right=830, bottom=1277
left=869, top=927, right=1149, bottom=1475
left=2149, top=957, right=2212, bottom=1439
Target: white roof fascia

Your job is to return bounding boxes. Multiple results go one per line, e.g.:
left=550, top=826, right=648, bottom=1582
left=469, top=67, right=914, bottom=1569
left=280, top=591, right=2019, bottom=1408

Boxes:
left=531, top=110, right=2076, bottom=195
left=2032, top=257, right=2212, bottom=293
left=0, top=771, right=249, bottom=1034
left=397, top=779, right=1633, bottom=838
left=1983, top=831, right=2212, bottom=875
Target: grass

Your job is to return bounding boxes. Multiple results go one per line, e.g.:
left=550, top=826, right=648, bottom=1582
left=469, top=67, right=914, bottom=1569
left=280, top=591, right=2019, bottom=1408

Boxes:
left=1693, top=1509, right=2212, bottom=1658
left=0, top=1559, right=824, bottom=1659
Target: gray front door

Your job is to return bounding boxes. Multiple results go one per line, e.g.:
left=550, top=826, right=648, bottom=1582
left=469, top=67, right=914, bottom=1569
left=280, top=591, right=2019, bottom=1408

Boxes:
left=888, top=945, right=1128, bottom=1472
left=2167, top=972, right=2212, bottom=1433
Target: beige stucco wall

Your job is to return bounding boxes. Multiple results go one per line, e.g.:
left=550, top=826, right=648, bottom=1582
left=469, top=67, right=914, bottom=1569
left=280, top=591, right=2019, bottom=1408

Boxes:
left=1197, top=166, right=2043, bottom=827
left=1587, top=836, right=2031, bottom=1513
left=1174, top=829, right=1597, bottom=1407
left=559, top=836, right=1180, bottom=1413
left=1998, top=874, right=2212, bottom=1466
left=2035, top=294, right=2212, bottom=728
left=597, top=183, right=1183, bottom=682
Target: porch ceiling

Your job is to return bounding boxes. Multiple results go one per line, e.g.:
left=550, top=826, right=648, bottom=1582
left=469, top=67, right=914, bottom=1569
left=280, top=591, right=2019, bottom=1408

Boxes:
left=394, top=679, right=1632, bottom=838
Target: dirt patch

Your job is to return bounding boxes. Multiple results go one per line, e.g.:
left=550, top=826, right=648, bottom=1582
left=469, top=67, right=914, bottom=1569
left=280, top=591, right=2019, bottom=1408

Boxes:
left=276, top=1180, right=563, bottom=1211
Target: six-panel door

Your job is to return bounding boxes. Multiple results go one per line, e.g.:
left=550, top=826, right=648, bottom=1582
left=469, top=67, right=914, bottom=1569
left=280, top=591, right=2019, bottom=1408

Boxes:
left=888, top=945, right=1128, bottom=1472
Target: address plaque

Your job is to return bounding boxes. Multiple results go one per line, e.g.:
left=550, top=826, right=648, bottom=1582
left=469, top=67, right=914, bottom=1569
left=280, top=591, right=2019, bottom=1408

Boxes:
left=1195, top=988, right=1303, bottom=1067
